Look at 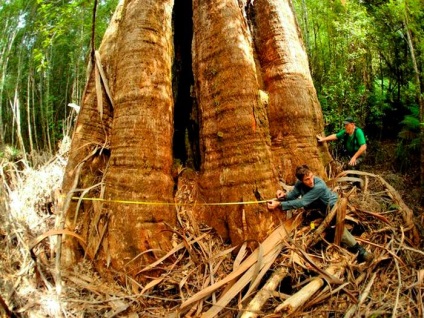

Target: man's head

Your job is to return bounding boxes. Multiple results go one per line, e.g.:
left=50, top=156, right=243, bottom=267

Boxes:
left=295, top=165, right=314, bottom=188
left=343, top=116, right=356, bottom=135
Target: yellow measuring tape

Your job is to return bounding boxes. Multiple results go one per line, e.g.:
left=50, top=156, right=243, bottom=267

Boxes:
left=71, top=196, right=271, bottom=206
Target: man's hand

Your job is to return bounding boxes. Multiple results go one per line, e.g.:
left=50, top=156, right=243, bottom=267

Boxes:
left=317, top=134, right=338, bottom=143
left=348, top=157, right=358, bottom=166
left=267, top=200, right=281, bottom=210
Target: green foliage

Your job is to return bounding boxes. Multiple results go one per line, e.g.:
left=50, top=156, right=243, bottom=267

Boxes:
left=364, top=80, right=392, bottom=132
left=1, top=0, right=423, bottom=165
left=395, top=105, right=420, bottom=172
left=0, top=145, right=23, bottom=161
left=293, top=0, right=424, bottom=150
left=0, top=0, right=118, bottom=156
left=293, top=0, right=377, bottom=131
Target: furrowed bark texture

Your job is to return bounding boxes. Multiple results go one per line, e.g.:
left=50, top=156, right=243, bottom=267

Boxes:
left=253, top=0, right=331, bottom=184
left=61, top=0, right=332, bottom=281
left=100, top=0, right=176, bottom=276
left=60, top=2, right=122, bottom=266
left=192, top=0, right=286, bottom=246
left=61, top=0, right=176, bottom=278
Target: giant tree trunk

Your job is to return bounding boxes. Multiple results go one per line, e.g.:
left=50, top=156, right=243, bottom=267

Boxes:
left=99, top=0, right=176, bottom=277
left=61, top=0, right=177, bottom=279
left=61, top=0, right=332, bottom=282
left=60, top=2, right=121, bottom=265
left=191, top=0, right=284, bottom=247
left=253, top=0, right=331, bottom=184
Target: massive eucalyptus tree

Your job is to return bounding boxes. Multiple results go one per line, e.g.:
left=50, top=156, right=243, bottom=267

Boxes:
left=252, top=0, right=331, bottom=183
left=61, top=0, right=331, bottom=282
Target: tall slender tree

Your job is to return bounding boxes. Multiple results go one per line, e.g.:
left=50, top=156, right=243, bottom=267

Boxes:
left=0, top=0, right=117, bottom=156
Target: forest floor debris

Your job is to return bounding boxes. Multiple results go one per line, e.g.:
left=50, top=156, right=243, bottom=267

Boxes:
left=1, top=151, right=423, bottom=317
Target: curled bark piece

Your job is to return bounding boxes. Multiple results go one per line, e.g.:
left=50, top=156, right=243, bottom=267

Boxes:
left=343, top=272, right=377, bottom=318
left=306, top=198, right=346, bottom=247
left=274, top=264, right=343, bottom=314
left=240, top=265, right=289, bottom=318
left=334, top=198, right=347, bottom=246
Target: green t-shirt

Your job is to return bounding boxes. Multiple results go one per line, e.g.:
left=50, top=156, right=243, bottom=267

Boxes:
left=336, top=127, right=366, bottom=156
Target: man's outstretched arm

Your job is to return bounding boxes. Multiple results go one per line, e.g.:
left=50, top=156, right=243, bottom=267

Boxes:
left=316, top=134, right=338, bottom=143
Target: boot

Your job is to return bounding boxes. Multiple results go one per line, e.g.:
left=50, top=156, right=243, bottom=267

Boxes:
left=357, top=245, right=374, bottom=263
left=348, top=243, right=374, bottom=263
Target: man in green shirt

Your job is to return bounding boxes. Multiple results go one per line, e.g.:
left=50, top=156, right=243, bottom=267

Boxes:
left=317, top=116, right=367, bottom=168
left=267, top=165, right=373, bottom=263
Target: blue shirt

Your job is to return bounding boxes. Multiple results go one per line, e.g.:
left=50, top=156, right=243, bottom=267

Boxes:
left=281, top=176, right=338, bottom=212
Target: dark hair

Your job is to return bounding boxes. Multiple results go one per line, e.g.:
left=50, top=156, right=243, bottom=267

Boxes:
left=295, top=165, right=312, bottom=181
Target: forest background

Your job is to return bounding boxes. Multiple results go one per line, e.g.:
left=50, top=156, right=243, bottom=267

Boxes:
left=0, top=0, right=423, bottom=316
left=0, top=0, right=423, bottom=207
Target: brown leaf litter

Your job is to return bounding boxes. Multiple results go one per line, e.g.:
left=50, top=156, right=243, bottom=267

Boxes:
left=0, top=155, right=423, bottom=317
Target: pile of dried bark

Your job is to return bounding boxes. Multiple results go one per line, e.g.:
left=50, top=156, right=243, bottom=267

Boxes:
left=1, top=155, right=423, bottom=317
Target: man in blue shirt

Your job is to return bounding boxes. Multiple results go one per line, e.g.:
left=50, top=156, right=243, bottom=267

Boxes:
left=267, top=165, right=373, bottom=263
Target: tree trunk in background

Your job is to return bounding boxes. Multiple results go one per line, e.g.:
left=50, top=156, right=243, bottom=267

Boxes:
left=253, top=0, right=331, bottom=184
left=26, top=75, right=34, bottom=155
left=0, top=27, right=18, bottom=145
left=11, top=89, right=27, bottom=162
left=403, top=14, right=424, bottom=205
left=61, top=0, right=332, bottom=282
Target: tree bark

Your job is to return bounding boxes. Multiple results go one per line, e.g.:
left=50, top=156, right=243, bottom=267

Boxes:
left=0, top=24, right=18, bottom=145
left=274, top=264, right=343, bottom=314
left=403, top=14, right=424, bottom=205
left=60, top=2, right=121, bottom=267
left=192, top=0, right=285, bottom=247
left=252, top=0, right=332, bottom=184
left=240, top=264, right=289, bottom=318
left=61, top=0, right=332, bottom=282
left=100, top=0, right=176, bottom=277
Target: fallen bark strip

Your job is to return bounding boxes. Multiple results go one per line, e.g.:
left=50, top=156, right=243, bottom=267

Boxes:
left=274, top=264, right=343, bottom=315
left=57, top=146, right=101, bottom=295
left=202, top=242, right=283, bottom=318
left=136, top=232, right=210, bottom=274
left=307, top=255, right=384, bottom=309
left=240, top=201, right=346, bottom=318
left=334, top=198, right=346, bottom=246
left=306, top=281, right=351, bottom=307
left=354, top=208, right=392, bottom=225
left=377, top=175, right=420, bottom=246
left=240, top=245, right=345, bottom=317
left=416, top=269, right=424, bottom=317
left=30, top=229, right=87, bottom=251
left=240, top=264, right=289, bottom=318
left=339, top=170, right=420, bottom=246
left=343, top=272, right=377, bottom=318
left=0, top=294, right=13, bottom=318
left=325, top=176, right=363, bottom=188
left=294, top=247, right=343, bottom=285
left=306, top=198, right=346, bottom=247
left=179, top=227, right=284, bottom=310
left=180, top=217, right=302, bottom=311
